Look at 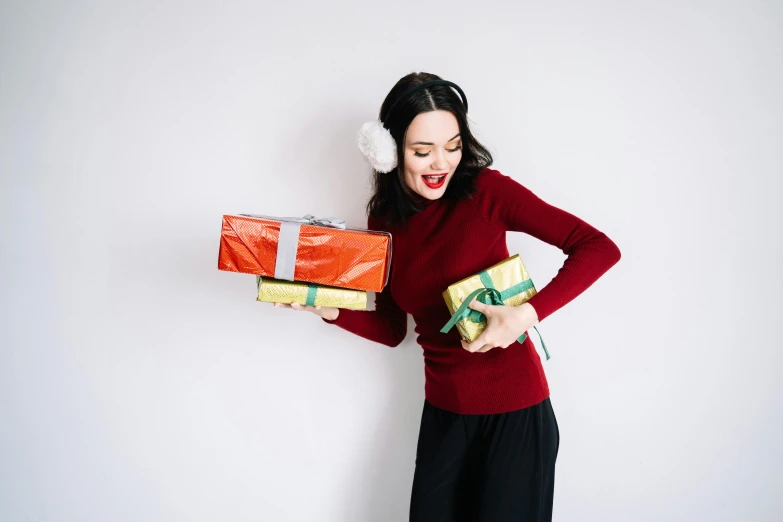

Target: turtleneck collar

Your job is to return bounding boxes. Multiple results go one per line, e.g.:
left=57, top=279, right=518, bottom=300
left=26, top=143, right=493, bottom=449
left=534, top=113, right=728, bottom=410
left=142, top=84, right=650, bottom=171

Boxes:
left=409, top=193, right=442, bottom=211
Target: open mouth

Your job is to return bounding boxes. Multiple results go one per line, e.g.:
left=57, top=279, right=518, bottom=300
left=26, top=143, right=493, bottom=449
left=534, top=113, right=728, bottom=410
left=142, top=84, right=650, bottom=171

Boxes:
left=421, top=173, right=447, bottom=189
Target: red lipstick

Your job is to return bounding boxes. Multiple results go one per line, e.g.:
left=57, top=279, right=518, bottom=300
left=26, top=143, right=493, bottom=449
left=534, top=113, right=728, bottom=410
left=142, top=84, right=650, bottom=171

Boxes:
left=421, top=173, right=447, bottom=189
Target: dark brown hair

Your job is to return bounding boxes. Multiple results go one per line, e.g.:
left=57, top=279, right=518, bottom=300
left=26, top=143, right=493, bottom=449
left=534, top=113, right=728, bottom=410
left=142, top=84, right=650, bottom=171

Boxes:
left=366, top=72, right=493, bottom=228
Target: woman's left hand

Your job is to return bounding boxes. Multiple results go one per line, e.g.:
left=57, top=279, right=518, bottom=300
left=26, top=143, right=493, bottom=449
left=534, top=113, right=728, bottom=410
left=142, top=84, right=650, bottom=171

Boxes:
left=461, top=300, right=539, bottom=353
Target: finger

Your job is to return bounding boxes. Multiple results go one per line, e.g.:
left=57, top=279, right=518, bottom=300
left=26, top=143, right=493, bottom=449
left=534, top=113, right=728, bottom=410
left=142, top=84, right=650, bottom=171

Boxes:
left=274, top=302, right=292, bottom=308
left=467, top=299, right=490, bottom=314
left=465, top=334, right=491, bottom=353
left=291, top=302, right=319, bottom=313
left=477, top=343, right=495, bottom=353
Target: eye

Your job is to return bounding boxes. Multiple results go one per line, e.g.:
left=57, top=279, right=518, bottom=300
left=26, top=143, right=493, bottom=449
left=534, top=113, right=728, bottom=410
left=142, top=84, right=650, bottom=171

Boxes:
left=413, top=145, right=461, bottom=158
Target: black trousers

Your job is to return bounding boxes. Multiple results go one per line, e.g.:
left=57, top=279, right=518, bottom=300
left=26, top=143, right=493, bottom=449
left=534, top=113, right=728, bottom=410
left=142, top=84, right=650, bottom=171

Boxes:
left=409, top=398, right=559, bottom=522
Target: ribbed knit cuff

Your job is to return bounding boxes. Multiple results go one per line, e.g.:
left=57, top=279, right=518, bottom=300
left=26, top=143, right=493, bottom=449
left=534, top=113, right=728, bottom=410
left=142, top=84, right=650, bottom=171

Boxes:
left=524, top=294, right=558, bottom=324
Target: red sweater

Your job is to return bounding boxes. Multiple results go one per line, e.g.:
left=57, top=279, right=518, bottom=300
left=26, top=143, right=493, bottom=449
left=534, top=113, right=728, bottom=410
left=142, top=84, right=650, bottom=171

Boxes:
left=323, top=168, right=621, bottom=414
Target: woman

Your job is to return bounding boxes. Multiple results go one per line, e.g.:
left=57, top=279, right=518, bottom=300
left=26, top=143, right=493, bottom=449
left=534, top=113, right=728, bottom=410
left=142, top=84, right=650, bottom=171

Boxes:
left=273, top=72, right=621, bottom=522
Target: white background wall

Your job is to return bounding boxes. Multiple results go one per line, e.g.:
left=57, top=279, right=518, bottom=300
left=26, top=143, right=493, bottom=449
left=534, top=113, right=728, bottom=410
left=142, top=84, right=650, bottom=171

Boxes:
left=2, top=1, right=781, bottom=520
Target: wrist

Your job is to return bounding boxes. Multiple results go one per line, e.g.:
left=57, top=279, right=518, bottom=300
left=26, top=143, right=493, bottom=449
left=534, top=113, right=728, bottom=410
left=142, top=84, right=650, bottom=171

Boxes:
left=518, top=302, right=539, bottom=328
left=322, top=308, right=340, bottom=321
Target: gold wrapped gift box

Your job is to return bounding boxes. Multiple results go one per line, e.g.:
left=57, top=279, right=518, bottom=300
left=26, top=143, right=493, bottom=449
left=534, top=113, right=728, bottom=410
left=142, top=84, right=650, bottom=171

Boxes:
left=441, top=255, right=545, bottom=354
left=256, top=276, right=368, bottom=310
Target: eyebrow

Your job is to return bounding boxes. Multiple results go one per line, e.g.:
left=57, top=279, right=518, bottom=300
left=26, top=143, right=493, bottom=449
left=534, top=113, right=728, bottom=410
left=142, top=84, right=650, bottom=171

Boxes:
left=410, top=133, right=461, bottom=146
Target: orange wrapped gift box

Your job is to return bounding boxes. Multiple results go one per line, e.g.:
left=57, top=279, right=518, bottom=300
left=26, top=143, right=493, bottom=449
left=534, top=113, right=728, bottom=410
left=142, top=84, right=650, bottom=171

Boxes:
left=218, top=214, right=392, bottom=293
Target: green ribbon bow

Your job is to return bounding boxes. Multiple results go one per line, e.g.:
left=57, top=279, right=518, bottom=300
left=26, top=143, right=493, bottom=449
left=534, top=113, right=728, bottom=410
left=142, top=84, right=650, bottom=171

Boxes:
left=257, top=276, right=320, bottom=306
left=440, top=270, right=550, bottom=360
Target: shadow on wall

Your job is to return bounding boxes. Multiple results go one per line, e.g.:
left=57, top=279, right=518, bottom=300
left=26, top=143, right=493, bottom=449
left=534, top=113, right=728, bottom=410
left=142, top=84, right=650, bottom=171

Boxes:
left=278, top=104, right=376, bottom=226
left=351, top=315, right=423, bottom=522
left=284, top=112, right=427, bottom=520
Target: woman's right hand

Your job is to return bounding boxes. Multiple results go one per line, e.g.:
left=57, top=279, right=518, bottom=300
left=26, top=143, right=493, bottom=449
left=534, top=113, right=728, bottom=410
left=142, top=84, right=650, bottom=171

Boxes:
left=272, top=302, right=340, bottom=321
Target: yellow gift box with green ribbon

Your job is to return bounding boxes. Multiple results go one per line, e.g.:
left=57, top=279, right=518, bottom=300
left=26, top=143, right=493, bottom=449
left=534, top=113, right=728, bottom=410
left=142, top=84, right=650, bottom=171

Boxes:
left=256, top=276, right=368, bottom=310
left=440, top=254, right=549, bottom=359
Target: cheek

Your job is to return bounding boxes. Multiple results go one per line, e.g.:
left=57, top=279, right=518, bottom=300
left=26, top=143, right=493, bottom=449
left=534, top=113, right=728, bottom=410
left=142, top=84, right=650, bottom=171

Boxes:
left=405, top=155, right=428, bottom=177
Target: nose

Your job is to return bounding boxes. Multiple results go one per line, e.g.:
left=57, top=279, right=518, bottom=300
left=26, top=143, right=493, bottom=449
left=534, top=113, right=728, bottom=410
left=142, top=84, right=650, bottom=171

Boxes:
left=431, top=149, right=447, bottom=171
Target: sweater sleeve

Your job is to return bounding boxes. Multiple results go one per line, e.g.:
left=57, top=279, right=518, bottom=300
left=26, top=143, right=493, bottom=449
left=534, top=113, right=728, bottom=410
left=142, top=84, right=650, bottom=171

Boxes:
left=476, top=169, right=622, bottom=322
left=321, top=216, right=408, bottom=347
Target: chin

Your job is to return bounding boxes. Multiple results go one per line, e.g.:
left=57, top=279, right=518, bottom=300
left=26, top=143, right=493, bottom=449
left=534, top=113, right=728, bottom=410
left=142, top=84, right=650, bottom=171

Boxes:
left=418, top=184, right=448, bottom=200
